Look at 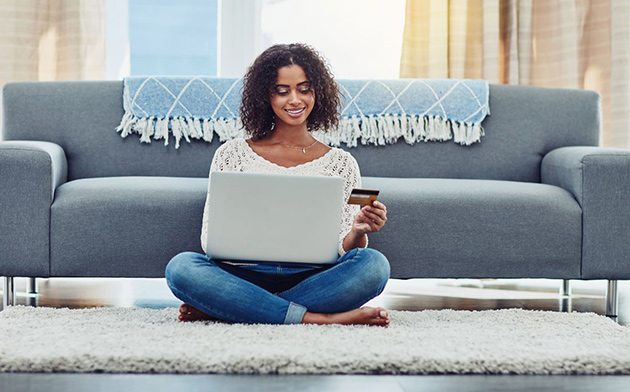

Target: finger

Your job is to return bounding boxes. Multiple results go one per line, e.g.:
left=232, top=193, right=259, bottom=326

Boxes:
left=364, top=206, right=387, bottom=221
left=356, top=213, right=380, bottom=229
left=372, top=200, right=387, bottom=212
left=356, top=213, right=383, bottom=232
left=366, top=219, right=382, bottom=232
left=365, top=203, right=387, bottom=217
left=362, top=209, right=386, bottom=225
left=356, top=213, right=375, bottom=227
left=356, top=210, right=369, bottom=222
left=365, top=212, right=384, bottom=224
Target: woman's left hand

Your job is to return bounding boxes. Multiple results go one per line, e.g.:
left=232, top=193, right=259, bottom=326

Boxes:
left=352, top=200, right=388, bottom=236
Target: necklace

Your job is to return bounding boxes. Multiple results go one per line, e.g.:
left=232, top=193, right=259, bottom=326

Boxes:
left=277, top=139, right=318, bottom=154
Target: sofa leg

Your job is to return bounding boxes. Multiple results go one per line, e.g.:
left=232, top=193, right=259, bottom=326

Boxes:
left=27, top=277, right=38, bottom=294
left=606, top=280, right=618, bottom=318
left=560, top=280, right=571, bottom=297
left=2, top=277, right=16, bottom=308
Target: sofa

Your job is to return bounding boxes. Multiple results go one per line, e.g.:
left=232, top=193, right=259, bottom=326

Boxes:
left=2, top=80, right=629, bottom=316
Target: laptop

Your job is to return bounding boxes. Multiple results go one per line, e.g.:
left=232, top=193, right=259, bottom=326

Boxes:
left=205, top=171, right=345, bottom=264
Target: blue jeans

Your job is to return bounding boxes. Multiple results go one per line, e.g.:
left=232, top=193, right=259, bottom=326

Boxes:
left=165, top=248, right=390, bottom=324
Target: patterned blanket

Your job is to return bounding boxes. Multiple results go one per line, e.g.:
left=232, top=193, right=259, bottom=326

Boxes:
left=117, top=76, right=489, bottom=148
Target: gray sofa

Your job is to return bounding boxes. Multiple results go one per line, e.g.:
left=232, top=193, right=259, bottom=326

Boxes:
left=2, top=81, right=629, bottom=316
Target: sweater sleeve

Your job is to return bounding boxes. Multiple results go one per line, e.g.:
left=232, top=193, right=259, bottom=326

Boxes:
left=200, top=142, right=236, bottom=254
left=338, top=152, right=366, bottom=256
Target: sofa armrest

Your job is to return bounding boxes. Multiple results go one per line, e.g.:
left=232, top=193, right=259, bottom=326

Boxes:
left=541, top=146, right=630, bottom=279
left=0, top=141, right=67, bottom=277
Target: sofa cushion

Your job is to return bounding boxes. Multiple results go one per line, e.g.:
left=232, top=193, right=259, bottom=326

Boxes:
left=50, top=175, right=582, bottom=280
left=51, top=177, right=207, bottom=277
left=362, top=177, right=582, bottom=279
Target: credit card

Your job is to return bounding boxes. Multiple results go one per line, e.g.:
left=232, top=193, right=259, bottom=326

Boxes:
left=348, top=188, right=380, bottom=206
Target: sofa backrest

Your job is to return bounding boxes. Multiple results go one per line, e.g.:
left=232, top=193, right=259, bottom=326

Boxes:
left=2, top=81, right=600, bottom=182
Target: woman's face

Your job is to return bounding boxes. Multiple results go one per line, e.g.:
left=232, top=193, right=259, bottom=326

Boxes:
left=270, top=65, right=315, bottom=129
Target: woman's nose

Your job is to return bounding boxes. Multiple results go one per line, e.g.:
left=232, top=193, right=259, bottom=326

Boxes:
left=289, top=90, right=300, bottom=103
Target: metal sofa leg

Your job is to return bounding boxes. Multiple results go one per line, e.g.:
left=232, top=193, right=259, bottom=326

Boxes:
left=560, top=280, right=571, bottom=297
left=27, top=277, right=38, bottom=294
left=606, top=280, right=618, bottom=317
left=2, top=277, right=16, bottom=308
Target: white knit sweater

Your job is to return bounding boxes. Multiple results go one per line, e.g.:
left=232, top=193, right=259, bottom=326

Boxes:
left=200, top=138, right=363, bottom=257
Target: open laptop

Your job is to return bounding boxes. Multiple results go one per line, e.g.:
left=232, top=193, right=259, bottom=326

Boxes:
left=205, top=171, right=345, bottom=264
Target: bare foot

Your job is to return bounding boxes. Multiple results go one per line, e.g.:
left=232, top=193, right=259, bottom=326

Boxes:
left=178, top=303, right=217, bottom=322
left=302, top=307, right=390, bottom=327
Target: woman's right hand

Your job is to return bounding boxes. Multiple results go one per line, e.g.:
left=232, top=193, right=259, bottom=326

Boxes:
left=352, top=200, right=388, bottom=236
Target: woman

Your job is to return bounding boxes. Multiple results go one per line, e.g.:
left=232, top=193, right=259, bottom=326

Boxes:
left=165, top=43, right=390, bottom=326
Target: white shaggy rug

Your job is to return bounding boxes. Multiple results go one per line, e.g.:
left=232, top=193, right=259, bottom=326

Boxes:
left=1, top=306, right=630, bottom=375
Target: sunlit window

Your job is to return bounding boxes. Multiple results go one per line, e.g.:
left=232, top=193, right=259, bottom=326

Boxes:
left=261, top=0, right=406, bottom=79
left=128, top=0, right=219, bottom=76
left=107, top=0, right=405, bottom=79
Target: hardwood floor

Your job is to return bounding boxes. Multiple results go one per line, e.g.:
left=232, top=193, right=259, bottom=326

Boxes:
left=2, top=373, right=630, bottom=392
left=1, top=277, right=629, bottom=391
left=5, top=277, right=628, bottom=325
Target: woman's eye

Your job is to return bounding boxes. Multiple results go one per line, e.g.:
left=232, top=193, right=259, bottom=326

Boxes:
left=299, top=89, right=311, bottom=94
left=276, top=91, right=289, bottom=96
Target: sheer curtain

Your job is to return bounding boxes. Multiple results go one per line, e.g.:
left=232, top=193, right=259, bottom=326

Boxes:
left=400, top=0, right=630, bottom=148
left=0, top=0, right=105, bottom=130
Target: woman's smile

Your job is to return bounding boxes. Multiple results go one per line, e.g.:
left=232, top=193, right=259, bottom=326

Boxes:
left=285, top=107, right=306, bottom=117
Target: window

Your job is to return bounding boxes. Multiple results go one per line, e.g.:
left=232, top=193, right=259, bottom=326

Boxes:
left=261, top=0, right=406, bottom=79
left=105, top=0, right=405, bottom=79
left=128, top=0, right=219, bottom=76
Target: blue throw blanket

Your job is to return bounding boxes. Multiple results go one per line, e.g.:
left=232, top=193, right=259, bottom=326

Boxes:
left=117, top=76, right=489, bottom=148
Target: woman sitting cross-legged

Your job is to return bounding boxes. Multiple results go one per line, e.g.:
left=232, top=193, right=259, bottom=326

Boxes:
left=165, top=43, right=391, bottom=326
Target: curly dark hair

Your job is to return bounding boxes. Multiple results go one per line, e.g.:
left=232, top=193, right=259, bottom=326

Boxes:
left=240, top=43, right=341, bottom=140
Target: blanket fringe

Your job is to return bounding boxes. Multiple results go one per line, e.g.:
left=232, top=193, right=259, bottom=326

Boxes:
left=116, top=116, right=245, bottom=149
left=116, top=114, right=483, bottom=148
left=313, top=114, right=484, bottom=147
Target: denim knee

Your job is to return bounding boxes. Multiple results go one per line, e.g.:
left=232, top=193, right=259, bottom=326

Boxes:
left=361, top=248, right=391, bottom=291
left=164, top=251, right=199, bottom=291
